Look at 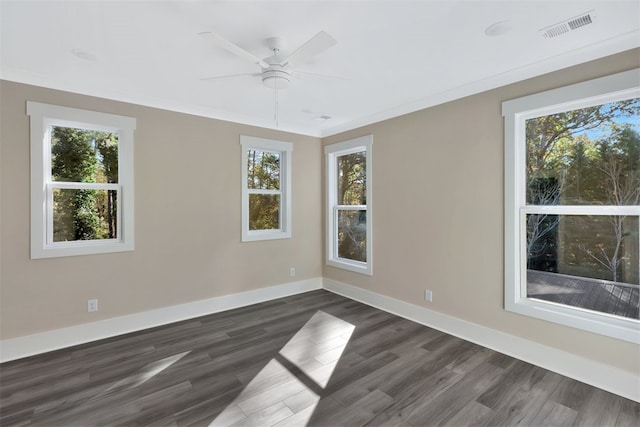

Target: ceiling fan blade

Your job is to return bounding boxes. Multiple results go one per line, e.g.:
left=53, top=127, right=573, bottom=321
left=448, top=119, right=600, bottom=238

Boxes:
left=199, top=31, right=269, bottom=69
left=282, top=31, right=337, bottom=67
left=200, top=72, right=260, bottom=82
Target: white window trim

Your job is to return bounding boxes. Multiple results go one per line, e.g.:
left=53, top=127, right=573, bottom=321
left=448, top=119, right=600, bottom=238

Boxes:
left=240, top=135, right=292, bottom=242
left=28, top=102, right=136, bottom=259
left=502, top=68, right=640, bottom=344
left=325, top=135, right=373, bottom=275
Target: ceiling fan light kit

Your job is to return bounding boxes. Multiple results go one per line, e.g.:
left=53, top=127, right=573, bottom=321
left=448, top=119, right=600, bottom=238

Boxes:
left=261, top=66, right=291, bottom=90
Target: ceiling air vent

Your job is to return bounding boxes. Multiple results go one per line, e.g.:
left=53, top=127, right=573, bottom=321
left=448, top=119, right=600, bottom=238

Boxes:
left=541, top=10, right=595, bottom=39
left=568, top=13, right=592, bottom=30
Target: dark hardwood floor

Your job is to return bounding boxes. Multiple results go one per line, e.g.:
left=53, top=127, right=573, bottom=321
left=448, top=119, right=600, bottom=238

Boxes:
left=1, top=290, right=638, bottom=426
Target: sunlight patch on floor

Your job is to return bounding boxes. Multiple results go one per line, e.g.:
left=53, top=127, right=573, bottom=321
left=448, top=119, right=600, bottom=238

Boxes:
left=89, top=350, right=191, bottom=402
left=210, top=311, right=355, bottom=427
left=279, top=310, right=355, bottom=388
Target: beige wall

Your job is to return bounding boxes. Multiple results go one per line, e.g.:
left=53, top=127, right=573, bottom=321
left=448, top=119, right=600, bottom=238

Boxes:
left=322, top=49, right=640, bottom=376
left=1, top=49, right=638, bottom=378
left=0, top=81, right=322, bottom=339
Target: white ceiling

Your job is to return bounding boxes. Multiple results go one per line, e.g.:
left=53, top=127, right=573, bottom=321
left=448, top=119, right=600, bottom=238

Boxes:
left=1, top=1, right=638, bottom=137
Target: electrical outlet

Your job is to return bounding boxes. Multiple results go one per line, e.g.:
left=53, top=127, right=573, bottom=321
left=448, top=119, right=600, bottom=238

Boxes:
left=289, top=267, right=296, bottom=277
left=424, top=290, right=433, bottom=302
left=88, top=299, right=98, bottom=312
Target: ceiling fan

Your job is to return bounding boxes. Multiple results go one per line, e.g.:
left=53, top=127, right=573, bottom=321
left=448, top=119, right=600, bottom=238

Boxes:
left=198, top=30, right=338, bottom=90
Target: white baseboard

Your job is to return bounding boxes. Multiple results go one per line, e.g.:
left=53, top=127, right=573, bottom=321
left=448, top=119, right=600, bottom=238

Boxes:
left=2, top=276, right=637, bottom=402
left=323, top=278, right=639, bottom=403
left=0, top=277, right=322, bottom=363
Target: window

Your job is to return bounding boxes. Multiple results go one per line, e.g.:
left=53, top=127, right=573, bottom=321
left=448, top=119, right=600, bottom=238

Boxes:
left=325, top=135, right=373, bottom=275
left=28, top=102, right=136, bottom=259
left=240, top=135, right=292, bottom=242
left=503, top=69, right=639, bottom=343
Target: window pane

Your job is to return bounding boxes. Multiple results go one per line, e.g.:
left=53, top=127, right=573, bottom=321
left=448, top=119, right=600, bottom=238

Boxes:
left=51, top=126, right=118, bottom=184
left=53, top=188, right=118, bottom=241
left=247, top=150, right=280, bottom=190
left=249, top=194, right=280, bottom=230
left=526, top=214, right=639, bottom=319
left=338, top=210, right=367, bottom=262
left=337, top=151, right=366, bottom=205
left=525, top=99, right=640, bottom=206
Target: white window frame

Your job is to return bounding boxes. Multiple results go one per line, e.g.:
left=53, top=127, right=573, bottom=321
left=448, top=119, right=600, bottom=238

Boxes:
left=325, top=135, right=373, bottom=275
left=240, top=135, right=292, bottom=242
left=503, top=69, right=640, bottom=343
left=28, top=102, right=136, bottom=259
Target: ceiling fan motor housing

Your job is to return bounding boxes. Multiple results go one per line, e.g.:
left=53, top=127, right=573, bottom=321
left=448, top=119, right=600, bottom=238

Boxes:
left=262, top=65, right=291, bottom=89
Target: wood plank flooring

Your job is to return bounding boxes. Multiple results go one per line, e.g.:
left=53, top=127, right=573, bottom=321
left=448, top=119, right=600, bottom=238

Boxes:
left=1, top=290, right=638, bottom=426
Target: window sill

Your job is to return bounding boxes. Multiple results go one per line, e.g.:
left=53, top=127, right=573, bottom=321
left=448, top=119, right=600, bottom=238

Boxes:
left=327, top=258, right=372, bottom=276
